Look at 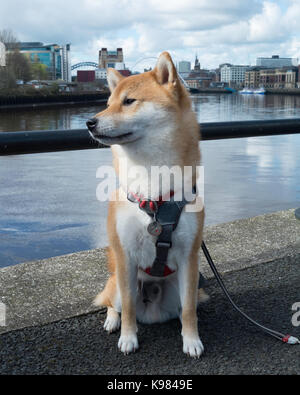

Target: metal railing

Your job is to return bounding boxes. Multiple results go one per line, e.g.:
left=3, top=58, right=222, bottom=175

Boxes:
left=0, top=118, right=300, bottom=156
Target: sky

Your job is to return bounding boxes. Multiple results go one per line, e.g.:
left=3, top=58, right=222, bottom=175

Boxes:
left=0, top=0, right=300, bottom=72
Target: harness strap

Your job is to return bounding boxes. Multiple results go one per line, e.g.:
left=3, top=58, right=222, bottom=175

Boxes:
left=128, top=187, right=197, bottom=278
left=150, top=224, right=174, bottom=277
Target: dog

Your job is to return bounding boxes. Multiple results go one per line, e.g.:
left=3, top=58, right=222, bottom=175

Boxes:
left=87, top=52, right=207, bottom=357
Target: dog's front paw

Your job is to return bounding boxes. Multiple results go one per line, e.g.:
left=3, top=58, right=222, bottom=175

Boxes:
left=118, top=333, right=139, bottom=355
left=104, top=311, right=121, bottom=333
left=183, top=336, right=204, bottom=358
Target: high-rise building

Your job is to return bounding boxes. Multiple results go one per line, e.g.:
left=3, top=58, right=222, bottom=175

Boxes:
left=178, top=61, right=191, bottom=73
left=60, top=44, right=71, bottom=82
left=0, top=41, right=5, bottom=66
left=6, top=42, right=71, bottom=81
left=256, top=55, right=298, bottom=68
left=99, top=48, right=123, bottom=69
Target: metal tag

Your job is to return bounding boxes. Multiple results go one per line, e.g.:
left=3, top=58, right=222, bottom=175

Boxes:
left=147, top=221, right=162, bottom=236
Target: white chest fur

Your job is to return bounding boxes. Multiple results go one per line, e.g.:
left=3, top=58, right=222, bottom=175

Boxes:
left=116, top=200, right=198, bottom=272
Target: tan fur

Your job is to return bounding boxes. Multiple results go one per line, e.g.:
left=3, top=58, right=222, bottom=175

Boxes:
left=92, top=52, right=206, bottom=356
left=181, top=209, right=204, bottom=337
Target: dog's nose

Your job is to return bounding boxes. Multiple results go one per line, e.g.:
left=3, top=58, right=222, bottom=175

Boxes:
left=86, top=117, right=98, bottom=132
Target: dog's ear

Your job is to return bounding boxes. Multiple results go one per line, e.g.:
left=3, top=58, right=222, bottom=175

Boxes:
left=154, top=52, right=178, bottom=87
left=107, top=68, right=124, bottom=93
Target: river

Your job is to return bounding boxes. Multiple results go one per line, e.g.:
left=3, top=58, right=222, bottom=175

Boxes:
left=0, top=93, right=300, bottom=267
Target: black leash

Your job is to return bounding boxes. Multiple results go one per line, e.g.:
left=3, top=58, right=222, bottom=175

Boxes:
left=201, top=241, right=299, bottom=345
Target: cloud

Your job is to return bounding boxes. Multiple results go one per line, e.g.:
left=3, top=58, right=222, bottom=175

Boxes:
left=248, top=2, right=287, bottom=43
left=0, top=0, right=298, bottom=70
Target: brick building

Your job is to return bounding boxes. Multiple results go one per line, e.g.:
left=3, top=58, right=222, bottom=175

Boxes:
left=244, top=67, right=262, bottom=88
left=259, top=67, right=298, bottom=88
left=77, top=70, right=95, bottom=83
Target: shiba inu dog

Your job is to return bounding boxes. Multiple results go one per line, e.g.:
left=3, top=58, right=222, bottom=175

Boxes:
left=87, top=52, right=207, bottom=357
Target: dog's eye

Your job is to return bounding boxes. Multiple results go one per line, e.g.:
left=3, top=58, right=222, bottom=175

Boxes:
left=123, top=98, right=136, bottom=106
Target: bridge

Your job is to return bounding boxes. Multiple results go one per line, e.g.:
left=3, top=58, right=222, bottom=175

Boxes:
left=71, top=62, right=99, bottom=71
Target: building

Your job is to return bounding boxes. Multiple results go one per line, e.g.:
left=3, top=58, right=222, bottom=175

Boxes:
left=95, top=68, right=107, bottom=80
left=60, top=44, right=71, bottom=82
left=99, top=48, right=123, bottom=69
left=259, top=67, right=298, bottom=88
left=245, top=64, right=299, bottom=89
left=244, top=67, right=263, bottom=88
left=96, top=61, right=130, bottom=78
left=77, top=70, right=95, bottom=83
left=95, top=65, right=130, bottom=82
left=0, top=41, right=5, bottom=66
left=185, top=76, right=212, bottom=89
left=6, top=42, right=71, bottom=81
left=256, top=55, right=298, bottom=68
left=220, top=64, right=250, bottom=86
left=118, top=69, right=131, bottom=77
left=194, top=55, right=200, bottom=71
left=114, top=62, right=131, bottom=76
left=178, top=61, right=191, bottom=73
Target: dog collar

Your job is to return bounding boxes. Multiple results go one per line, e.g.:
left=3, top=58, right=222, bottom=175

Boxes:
left=127, top=190, right=175, bottom=216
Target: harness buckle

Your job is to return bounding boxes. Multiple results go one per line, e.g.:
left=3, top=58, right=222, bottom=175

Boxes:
left=156, top=240, right=172, bottom=249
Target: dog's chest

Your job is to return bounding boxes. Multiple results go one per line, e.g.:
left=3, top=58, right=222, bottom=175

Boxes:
left=116, top=202, right=198, bottom=270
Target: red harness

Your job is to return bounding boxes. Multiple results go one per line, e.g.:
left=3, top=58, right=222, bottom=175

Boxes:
left=143, top=265, right=175, bottom=277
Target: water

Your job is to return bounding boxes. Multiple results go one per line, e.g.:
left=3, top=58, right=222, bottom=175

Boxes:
left=0, top=93, right=300, bottom=267
left=1, top=94, right=300, bottom=132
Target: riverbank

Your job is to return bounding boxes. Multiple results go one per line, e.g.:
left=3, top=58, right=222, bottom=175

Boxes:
left=191, top=88, right=300, bottom=95
left=2, top=88, right=300, bottom=111
left=190, top=88, right=233, bottom=94
left=265, top=88, right=300, bottom=95
left=0, top=91, right=109, bottom=110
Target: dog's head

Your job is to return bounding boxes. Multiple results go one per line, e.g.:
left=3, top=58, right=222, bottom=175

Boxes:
left=86, top=52, right=193, bottom=147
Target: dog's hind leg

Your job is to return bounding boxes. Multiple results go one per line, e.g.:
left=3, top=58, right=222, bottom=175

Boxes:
left=93, top=273, right=121, bottom=333
left=104, top=307, right=121, bottom=333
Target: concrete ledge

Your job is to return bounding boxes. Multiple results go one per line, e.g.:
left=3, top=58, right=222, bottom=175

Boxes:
left=1, top=208, right=299, bottom=335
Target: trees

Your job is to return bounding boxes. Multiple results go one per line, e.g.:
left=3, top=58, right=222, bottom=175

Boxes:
left=5, top=51, right=32, bottom=82
left=0, top=67, right=17, bottom=90
left=0, top=29, right=33, bottom=89
left=0, top=29, right=54, bottom=92
left=31, top=56, right=49, bottom=81
left=0, top=29, right=18, bottom=50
